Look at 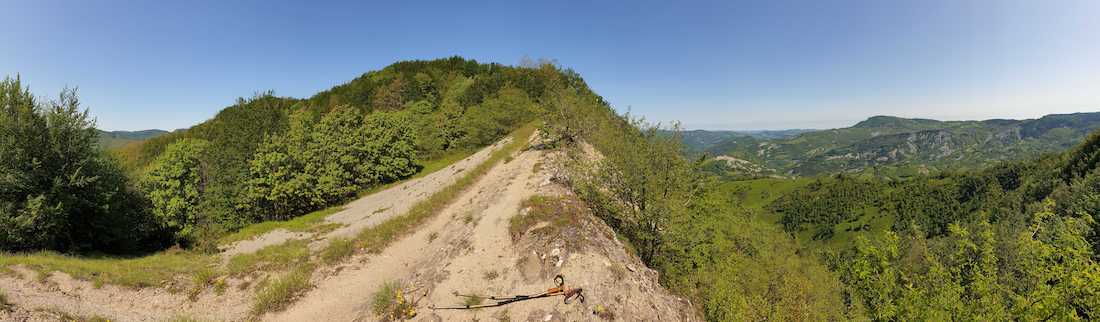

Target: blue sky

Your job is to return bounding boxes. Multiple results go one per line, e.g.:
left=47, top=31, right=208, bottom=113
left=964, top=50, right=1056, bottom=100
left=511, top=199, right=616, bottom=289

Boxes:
left=3, top=0, right=1098, bottom=131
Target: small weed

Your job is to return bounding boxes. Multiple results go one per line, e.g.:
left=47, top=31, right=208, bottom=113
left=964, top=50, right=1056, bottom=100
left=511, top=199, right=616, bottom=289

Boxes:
left=251, top=264, right=315, bottom=315
left=188, top=267, right=219, bottom=301
left=504, top=155, right=515, bottom=163
left=463, top=212, right=476, bottom=224
left=372, top=281, right=416, bottom=321
left=321, top=238, right=356, bottom=265
left=593, top=304, right=616, bottom=320
left=372, top=207, right=391, bottom=214
left=427, top=232, right=439, bottom=242
left=213, top=278, right=228, bottom=295
left=483, top=270, right=499, bottom=281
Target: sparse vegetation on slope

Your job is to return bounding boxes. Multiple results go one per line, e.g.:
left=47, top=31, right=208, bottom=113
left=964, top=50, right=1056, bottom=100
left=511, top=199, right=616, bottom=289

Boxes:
left=541, top=77, right=845, bottom=320
left=251, top=263, right=315, bottom=315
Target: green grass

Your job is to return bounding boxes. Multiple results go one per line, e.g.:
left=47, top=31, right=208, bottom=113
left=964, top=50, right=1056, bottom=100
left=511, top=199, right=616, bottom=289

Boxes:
left=0, top=250, right=215, bottom=289
left=226, top=239, right=310, bottom=276
left=188, top=267, right=219, bottom=300
left=251, top=263, right=315, bottom=315
left=219, top=207, right=346, bottom=246
left=355, top=122, right=537, bottom=254
left=320, top=238, right=356, bottom=265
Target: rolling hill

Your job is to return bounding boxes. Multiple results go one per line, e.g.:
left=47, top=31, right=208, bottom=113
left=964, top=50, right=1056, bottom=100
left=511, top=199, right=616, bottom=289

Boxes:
left=96, top=129, right=168, bottom=149
left=694, top=112, right=1100, bottom=178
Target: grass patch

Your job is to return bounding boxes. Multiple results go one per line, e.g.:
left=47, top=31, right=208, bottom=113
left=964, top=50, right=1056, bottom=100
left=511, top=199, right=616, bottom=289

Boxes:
left=355, top=122, right=537, bottom=254
left=320, top=238, right=356, bottom=265
left=0, top=250, right=215, bottom=289
left=251, top=263, right=315, bottom=315
left=188, top=267, right=219, bottom=300
left=219, top=207, right=346, bottom=246
left=226, top=239, right=310, bottom=276
left=509, top=195, right=586, bottom=242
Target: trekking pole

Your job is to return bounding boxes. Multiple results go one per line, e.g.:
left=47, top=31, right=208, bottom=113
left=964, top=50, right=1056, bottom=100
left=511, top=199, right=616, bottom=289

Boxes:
left=429, top=275, right=584, bottom=310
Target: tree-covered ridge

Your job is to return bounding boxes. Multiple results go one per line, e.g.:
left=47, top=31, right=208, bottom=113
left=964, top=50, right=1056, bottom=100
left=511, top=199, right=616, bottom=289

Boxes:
left=3, top=57, right=565, bottom=252
left=697, top=113, right=1100, bottom=178
left=96, top=129, right=167, bottom=149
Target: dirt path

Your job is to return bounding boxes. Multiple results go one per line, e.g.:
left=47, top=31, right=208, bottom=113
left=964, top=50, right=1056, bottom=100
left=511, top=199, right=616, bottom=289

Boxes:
left=222, top=138, right=511, bottom=258
left=265, top=143, right=696, bottom=321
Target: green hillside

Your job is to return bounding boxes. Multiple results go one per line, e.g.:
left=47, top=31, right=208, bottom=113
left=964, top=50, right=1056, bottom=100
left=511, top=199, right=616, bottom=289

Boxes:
left=716, top=129, right=1100, bottom=319
left=697, top=113, right=1100, bottom=178
left=5, top=60, right=1099, bottom=321
left=2, top=57, right=567, bottom=252
left=96, top=129, right=167, bottom=149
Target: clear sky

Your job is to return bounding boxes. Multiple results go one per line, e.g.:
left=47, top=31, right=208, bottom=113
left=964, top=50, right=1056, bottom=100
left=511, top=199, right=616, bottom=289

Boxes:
left=3, top=0, right=1099, bottom=131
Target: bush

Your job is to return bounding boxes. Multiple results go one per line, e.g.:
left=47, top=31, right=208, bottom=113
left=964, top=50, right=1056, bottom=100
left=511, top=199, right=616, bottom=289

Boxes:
left=240, top=108, right=421, bottom=221
left=0, top=76, right=156, bottom=252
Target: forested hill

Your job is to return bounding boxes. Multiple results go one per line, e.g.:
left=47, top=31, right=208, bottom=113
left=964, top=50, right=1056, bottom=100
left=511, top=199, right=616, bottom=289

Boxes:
left=96, top=129, right=167, bottom=149
left=694, top=112, right=1100, bottom=177
left=3, top=57, right=568, bottom=253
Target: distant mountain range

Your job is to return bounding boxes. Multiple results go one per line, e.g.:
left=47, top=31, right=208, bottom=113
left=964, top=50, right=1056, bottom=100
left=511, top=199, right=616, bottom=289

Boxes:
left=97, top=129, right=168, bottom=149
left=687, top=112, right=1100, bottom=178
